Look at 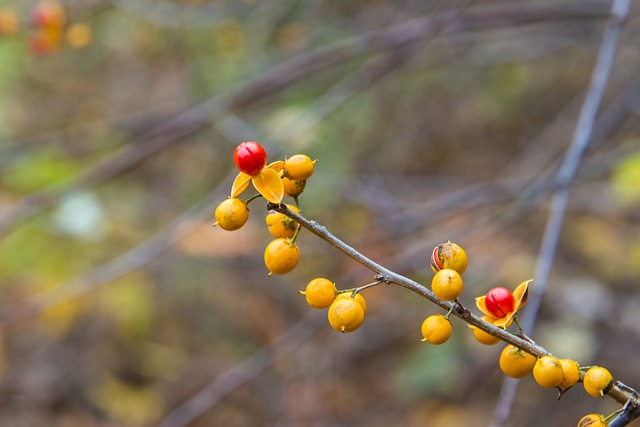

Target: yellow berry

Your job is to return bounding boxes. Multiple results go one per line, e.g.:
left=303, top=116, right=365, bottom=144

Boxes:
left=559, top=359, right=581, bottom=388
left=499, top=345, right=536, bottom=378
left=431, top=268, right=463, bottom=301
left=282, top=176, right=306, bottom=197
left=66, top=22, right=92, bottom=49
left=578, top=414, right=608, bottom=427
left=533, top=356, right=565, bottom=388
left=430, top=241, right=468, bottom=275
left=583, top=366, right=613, bottom=398
left=328, top=297, right=364, bottom=333
left=0, top=8, right=20, bottom=35
left=265, top=204, right=299, bottom=238
left=264, top=238, right=299, bottom=275
left=335, top=292, right=367, bottom=315
left=300, top=278, right=336, bottom=309
left=214, top=197, right=249, bottom=231
left=421, top=314, right=452, bottom=345
left=469, top=316, right=501, bottom=345
left=284, top=154, right=316, bottom=181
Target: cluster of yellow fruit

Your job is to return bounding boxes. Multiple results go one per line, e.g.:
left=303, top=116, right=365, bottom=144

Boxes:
left=216, top=143, right=626, bottom=426
left=499, top=348, right=616, bottom=425
left=213, top=142, right=316, bottom=276
left=421, top=241, right=619, bottom=426
left=500, top=344, right=613, bottom=397
left=300, top=278, right=368, bottom=333
left=0, top=1, right=92, bottom=54
left=421, top=241, right=529, bottom=346
left=420, top=241, right=468, bottom=344
left=420, top=240, right=529, bottom=346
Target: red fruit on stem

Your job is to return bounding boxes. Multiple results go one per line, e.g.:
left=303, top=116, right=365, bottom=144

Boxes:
left=485, top=287, right=515, bottom=318
left=234, top=141, right=267, bottom=176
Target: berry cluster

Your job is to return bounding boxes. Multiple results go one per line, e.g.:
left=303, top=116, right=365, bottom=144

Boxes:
left=424, top=241, right=620, bottom=426
left=422, top=241, right=528, bottom=346
left=214, top=141, right=316, bottom=276
left=300, top=278, right=368, bottom=333
left=0, top=1, right=92, bottom=55
left=419, top=241, right=468, bottom=344
left=215, top=142, right=632, bottom=427
left=215, top=142, right=371, bottom=333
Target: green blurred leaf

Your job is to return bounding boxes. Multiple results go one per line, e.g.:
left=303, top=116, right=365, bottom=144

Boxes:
left=0, top=226, right=84, bottom=281
left=94, top=273, right=155, bottom=337
left=90, top=374, right=165, bottom=425
left=611, top=149, right=640, bottom=206
left=394, top=335, right=462, bottom=398
left=0, top=38, right=26, bottom=95
left=3, top=148, right=78, bottom=193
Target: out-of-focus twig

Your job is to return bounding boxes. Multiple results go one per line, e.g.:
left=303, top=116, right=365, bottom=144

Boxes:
left=0, top=1, right=611, bottom=239
left=0, top=41, right=418, bottom=330
left=156, top=309, right=324, bottom=427
left=491, top=1, right=633, bottom=426
left=0, top=187, right=221, bottom=330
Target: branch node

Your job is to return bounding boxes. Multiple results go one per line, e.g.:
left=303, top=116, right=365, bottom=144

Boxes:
left=617, top=381, right=640, bottom=399
left=267, top=201, right=283, bottom=212
left=374, top=274, right=391, bottom=284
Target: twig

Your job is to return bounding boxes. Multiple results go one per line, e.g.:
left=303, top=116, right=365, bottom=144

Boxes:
left=610, top=386, right=640, bottom=427
left=270, top=205, right=545, bottom=359
left=491, top=1, right=633, bottom=426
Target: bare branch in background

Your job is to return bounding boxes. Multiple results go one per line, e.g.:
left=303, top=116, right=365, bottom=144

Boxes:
left=492, top=1, right=632, bottom=426
left=156, top=310, right=324, bottom=427
left=0, top=1, right=611, bottom=238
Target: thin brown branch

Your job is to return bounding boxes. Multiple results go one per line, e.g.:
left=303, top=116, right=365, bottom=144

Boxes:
left=610, top=388, right=640, bottom=427
left=270, top=205, right=544, bottom=358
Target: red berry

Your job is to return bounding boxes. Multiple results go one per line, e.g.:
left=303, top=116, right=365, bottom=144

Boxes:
left=485, top=287, right=515, bottom=318
left=31, top=1, right=65, bottom=28
left=233, top=141, right=267, bottom=176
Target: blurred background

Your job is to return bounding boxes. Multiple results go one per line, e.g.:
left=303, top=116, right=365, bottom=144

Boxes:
left=0, top=0, right=639, bottom=426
